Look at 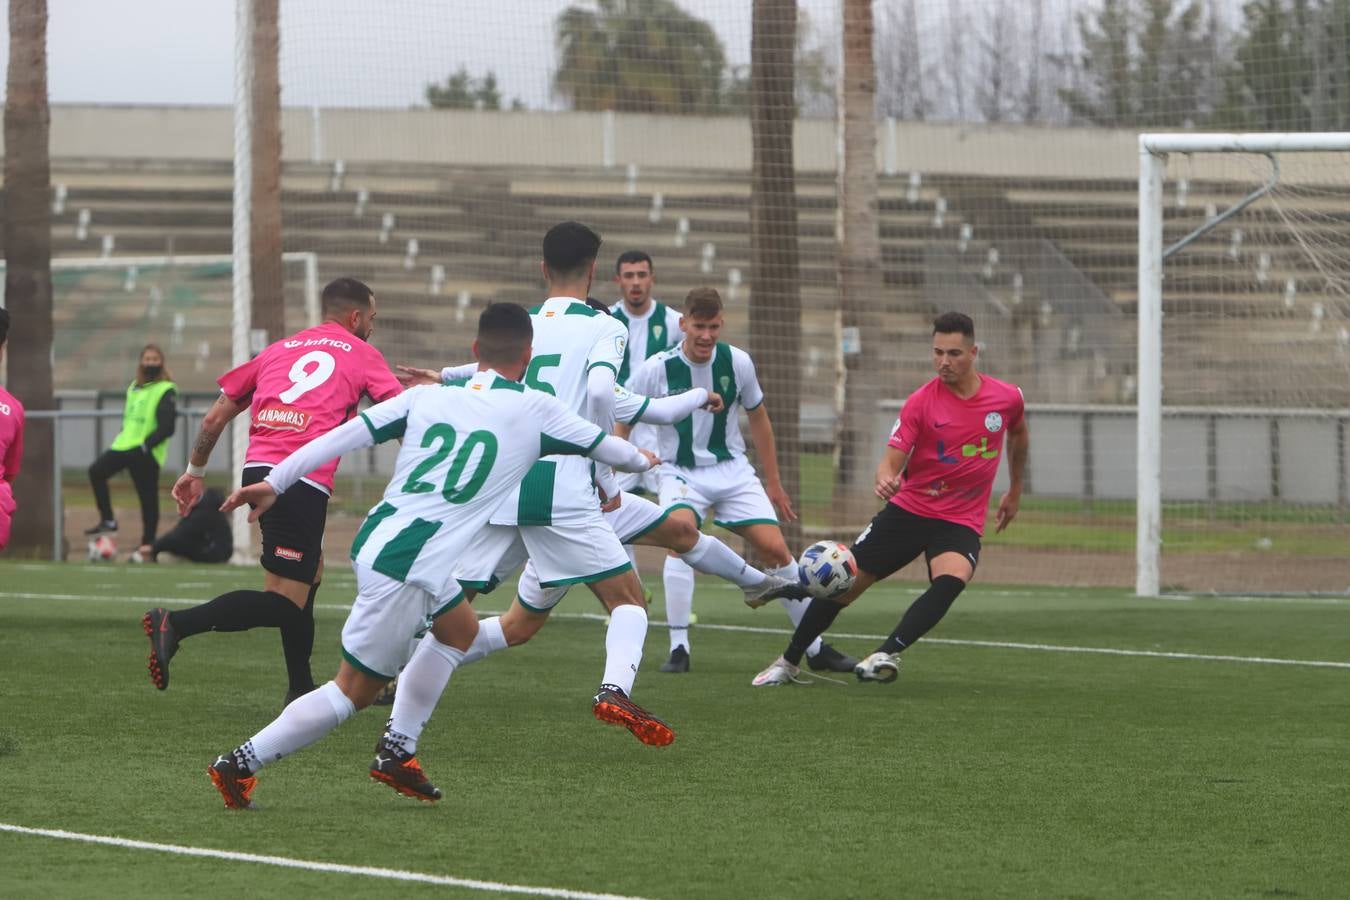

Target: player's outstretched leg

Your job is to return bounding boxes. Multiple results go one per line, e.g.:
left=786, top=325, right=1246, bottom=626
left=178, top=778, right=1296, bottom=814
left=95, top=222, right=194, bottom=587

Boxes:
left=855, top=573, right=967, bottom=683
left=142, top=607, right=180, bottom=690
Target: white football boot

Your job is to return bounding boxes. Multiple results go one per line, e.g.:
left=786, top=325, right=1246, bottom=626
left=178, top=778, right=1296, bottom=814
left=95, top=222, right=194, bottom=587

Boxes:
left=853, top=651, right=901, bottom=683
left=751, top=656, right=802, bottom=686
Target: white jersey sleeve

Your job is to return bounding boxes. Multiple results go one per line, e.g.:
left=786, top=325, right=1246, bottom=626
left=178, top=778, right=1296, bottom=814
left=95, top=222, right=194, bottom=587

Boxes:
left=634, top=387, right=709, bottom=425
left=528, top=391, right=607, bottom=457
left=587, top=316, right=628, bottom=377
left=440, top=362, right=477, bottom=384
left=734, top=348, right=765, bottom=410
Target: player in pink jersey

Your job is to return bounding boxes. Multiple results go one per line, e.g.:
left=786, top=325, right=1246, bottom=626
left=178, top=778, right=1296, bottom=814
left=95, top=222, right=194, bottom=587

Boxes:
left=753, top=312, right=1030, bottom=687
left=142, top=278, right=402, bottom=704
left=0, top=308, right=24, bottom=551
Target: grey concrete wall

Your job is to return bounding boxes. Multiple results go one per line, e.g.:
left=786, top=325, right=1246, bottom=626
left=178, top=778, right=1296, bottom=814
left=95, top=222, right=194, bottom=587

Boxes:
left=28, top=104, right=1146, bottom=178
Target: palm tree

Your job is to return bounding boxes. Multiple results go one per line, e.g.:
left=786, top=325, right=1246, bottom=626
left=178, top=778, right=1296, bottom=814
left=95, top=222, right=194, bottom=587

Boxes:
left=834, top=0, right=885, bottom=519
left=554, top=0, right=730, bottom=114
left=251, top=0, right=285, bottom=342
left=3, top=0, right=55, bottom=555
left=749, top=0, right=803, bottom=550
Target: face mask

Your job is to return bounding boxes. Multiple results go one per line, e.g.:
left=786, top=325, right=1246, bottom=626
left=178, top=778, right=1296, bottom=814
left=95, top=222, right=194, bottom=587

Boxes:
left=142, top=364, right=163, bottom=379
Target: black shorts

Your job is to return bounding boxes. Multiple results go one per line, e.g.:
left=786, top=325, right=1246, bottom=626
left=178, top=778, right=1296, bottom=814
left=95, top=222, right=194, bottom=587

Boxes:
left=850, top=502, right=981, bottom=581
left=242, top=465, right=328, bottom=584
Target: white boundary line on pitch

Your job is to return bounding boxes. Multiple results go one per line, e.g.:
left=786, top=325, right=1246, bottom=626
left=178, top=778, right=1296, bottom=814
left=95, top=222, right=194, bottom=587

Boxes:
left=0, top=824, right=646, bottom=900
left=4, top=589, right=1350, bottom=671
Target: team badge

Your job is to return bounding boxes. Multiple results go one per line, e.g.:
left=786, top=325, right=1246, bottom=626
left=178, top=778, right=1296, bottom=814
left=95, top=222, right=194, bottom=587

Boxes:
left=653, top=325, right=664, bottom=341
left=985, top=412, right=1003, bottom=432
left=616, top=336, right=627, bottom=356
left=719, top=375, right=731, bottom=393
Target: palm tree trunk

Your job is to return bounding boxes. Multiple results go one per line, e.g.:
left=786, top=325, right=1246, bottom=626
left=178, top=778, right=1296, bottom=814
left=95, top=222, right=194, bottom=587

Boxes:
left=250, top=0, right=285, bottom=341
left=3, top=0, right=55, bottom=556
left=750, top=0, right=803, bottom=551
left=835, top=0, right=885, bottom=522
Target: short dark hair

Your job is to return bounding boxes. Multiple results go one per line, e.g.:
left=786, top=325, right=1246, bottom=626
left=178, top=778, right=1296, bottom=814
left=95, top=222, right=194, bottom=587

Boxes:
left=615, top=250, right=653, bottom=274
left=0, top=306, right=8, bottom=347
left=321, top=277, right=374, bottom=316
left=933, top=311, right=975, bottom=340
left=476, top=302, right=533, bottom=364
left=543, top=221, right=602, bottom=280
left=684, top=287, right=723, bottom=319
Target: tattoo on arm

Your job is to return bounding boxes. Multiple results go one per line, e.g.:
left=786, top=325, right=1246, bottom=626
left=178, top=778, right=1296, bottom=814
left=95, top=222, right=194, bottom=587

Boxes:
left=190, top=395, right=233, bottom=466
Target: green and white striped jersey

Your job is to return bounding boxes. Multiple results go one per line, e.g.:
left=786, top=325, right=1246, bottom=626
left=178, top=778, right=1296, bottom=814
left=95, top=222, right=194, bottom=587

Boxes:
left=488, top=296, right=629, bottom=527
left=627, top=343, right=764, bottom=469
left=264, top=370, right=607, bottom=597
left=611, top=300, right=684, bottom=384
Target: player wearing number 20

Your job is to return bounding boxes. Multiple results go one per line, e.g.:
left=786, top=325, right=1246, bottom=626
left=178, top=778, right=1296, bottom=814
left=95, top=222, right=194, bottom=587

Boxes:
left=144, top=278, right=402, bottom=703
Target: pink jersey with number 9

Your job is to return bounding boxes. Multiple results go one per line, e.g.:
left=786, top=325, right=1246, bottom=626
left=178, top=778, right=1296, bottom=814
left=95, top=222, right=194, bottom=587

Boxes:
left=217, top=322, right=402, bottom=492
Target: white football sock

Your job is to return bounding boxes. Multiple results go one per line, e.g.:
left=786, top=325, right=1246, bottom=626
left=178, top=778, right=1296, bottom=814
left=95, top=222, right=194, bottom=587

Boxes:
left=679, top=533, right=760, bottom=588
left=387, top=634, right=467, bottom=753
left=662, top=555, right=695, bottom=651
left=460, top=615, right=508, bottom=666
left=601, top=603, right=647, bottom=695
left=770, top=562, right=823, bottom=657
left=241, top=680, right=355, bottom=773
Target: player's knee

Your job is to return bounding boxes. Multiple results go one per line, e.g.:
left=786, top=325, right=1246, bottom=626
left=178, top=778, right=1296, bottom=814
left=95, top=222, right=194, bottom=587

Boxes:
left=667, top=519, right=700, bottom=553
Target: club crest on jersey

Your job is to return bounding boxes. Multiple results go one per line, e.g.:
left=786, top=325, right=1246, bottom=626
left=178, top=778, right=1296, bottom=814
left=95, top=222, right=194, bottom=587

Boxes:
left=616, top=335, right=627, bottom=356
left=255, top=403, right=312, bottom=433
left=719, top=375, right=731, bottom=393
left=985, top=412, right=1004, bottom=433
left=653, top=325, right=664, bottom=341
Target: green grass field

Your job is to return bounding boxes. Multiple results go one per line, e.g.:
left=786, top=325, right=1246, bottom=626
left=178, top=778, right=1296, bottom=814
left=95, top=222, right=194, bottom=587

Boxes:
left=2, top=561, right=1348, bottom=899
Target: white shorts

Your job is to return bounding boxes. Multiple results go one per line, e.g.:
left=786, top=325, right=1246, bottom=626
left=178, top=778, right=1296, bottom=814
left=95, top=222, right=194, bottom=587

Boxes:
left=605, top=491, right=674, bottom=544
left=516, top=491, right=672, bottom=612
left=453, top=515, right=632, bottom=591
left=340, top=563, right=465, bottom=680
left=613, top=468, right=661, bottom=495
left=658, top=457, right=778, bottom=529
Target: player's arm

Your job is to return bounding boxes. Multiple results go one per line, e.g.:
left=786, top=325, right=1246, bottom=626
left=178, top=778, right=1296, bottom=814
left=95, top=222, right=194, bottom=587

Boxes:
left=875, top=445, right=909, bottom=501
left=745, top=403, right=796, bottom=523
left=995, top=417, right=1030, bottom=533
left=395, top=362, right=474, bottom=387
left=633, top=388, right=720, bottom=425
left=172, top=391, right=249, bottom=516
left=3, top=407, right=23, bottom=482
left=535, top=394, right=657, bottom=474
left=219, top=396, right=405, bottom=521
left=585, top=363, right=622, bottom=505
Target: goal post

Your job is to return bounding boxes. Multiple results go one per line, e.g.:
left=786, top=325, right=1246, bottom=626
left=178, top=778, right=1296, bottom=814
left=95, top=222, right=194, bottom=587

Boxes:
left=1136, top=132, right=1350, bottom=597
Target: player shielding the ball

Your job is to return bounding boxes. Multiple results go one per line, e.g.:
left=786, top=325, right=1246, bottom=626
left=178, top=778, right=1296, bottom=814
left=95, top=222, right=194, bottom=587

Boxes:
left=753, top=312, right=1030, bottom=687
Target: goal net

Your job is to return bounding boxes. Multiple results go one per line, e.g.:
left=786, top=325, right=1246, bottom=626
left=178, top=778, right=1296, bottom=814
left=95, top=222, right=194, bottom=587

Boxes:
left=1138, top=135, right=1350, bottom=596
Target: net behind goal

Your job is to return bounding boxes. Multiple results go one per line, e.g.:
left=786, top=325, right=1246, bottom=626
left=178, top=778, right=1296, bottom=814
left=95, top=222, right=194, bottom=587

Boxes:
left=1138, top=134, right=1350, bottom=596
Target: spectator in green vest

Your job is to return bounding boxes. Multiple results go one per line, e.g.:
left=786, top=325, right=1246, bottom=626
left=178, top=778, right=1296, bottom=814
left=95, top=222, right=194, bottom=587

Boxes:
left=85, top=344, right=177, bottom=560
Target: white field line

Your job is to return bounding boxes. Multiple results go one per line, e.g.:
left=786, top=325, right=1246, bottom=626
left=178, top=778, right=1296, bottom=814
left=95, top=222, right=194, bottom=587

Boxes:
left=3, top=589, right=1349, bottom=671
left=0, top=824, right=646, bottom=900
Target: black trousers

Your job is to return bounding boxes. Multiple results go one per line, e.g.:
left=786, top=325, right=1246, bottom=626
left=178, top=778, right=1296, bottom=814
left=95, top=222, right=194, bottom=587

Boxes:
left=89, top=448, right=161, bottom=546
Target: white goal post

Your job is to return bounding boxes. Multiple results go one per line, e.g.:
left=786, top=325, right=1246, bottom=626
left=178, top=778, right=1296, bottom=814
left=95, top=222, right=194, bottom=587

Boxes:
left=1135, top=132, right=1350, bottom=596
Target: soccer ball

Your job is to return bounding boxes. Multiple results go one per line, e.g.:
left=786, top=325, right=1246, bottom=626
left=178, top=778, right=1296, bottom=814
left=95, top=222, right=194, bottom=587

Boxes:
left=797, top=540, right=858, bottom=600
left=87, top=535, right=117, bottom=562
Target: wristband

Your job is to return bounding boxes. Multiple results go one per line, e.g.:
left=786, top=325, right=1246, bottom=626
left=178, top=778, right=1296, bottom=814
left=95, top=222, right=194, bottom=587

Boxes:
left=184, top=462, right=206, bottom=478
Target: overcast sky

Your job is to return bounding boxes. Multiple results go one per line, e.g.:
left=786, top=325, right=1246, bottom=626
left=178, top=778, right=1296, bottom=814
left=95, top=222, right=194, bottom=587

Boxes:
left=0, top=0, right=840, bottom=110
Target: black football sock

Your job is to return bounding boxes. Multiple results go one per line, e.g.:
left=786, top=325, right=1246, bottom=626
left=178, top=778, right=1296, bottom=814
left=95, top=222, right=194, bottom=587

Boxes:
left=783, top=597, right=847, bottom=666
left=169, top=589, right=299, bottom=638
left=876, top=575, right=966, bottom=655
left=279, top=583, right=319, bottom=693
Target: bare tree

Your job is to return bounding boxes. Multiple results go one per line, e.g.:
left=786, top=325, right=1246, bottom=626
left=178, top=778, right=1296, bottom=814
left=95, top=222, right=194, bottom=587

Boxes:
left=941, top=0, right=969, bottom=120
left=976, top=2, right=1020, bottom=121
left=834, top=0, right=885, bottom=519
left=750, top=0, right=803, bottom=551
left=250, top=0, right=285, bottom=341
left=877, top=0, right=929, bottom=119
left=3, top=0, right=55, bottom=556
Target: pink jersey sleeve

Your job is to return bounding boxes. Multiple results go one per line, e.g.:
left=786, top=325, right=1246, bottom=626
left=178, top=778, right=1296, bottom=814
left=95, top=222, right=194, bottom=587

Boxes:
left=888, top=388, right=925, bottom=455
left=217, top=353, right=263, bottom=404
left=0, top=391, right=23, bottom=482
left=362, top=345, right=402, bottom=403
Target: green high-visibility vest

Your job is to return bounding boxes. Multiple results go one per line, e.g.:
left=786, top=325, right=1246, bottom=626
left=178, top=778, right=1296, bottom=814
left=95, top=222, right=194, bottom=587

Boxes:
left=110, top=379, right=176, bottom=466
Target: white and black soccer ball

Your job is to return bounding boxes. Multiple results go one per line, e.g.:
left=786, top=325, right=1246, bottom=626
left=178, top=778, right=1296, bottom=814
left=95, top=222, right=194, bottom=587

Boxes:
left=87, top=535, right=117, bottom=562
left=797, top=540, right=858, bottom=600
